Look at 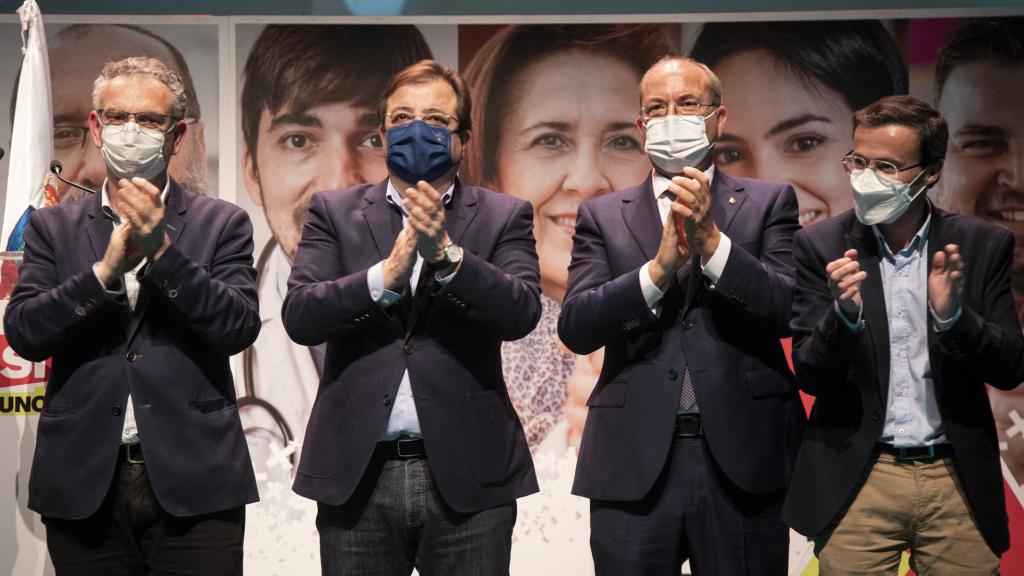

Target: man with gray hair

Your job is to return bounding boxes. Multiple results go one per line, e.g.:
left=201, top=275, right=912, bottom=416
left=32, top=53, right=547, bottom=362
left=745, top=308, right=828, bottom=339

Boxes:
left=4, top=56, right=259, bottom=575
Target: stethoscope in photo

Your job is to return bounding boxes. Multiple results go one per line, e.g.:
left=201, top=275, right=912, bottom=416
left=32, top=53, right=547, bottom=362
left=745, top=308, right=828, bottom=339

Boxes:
left=238, top=237, right=297, bottom=468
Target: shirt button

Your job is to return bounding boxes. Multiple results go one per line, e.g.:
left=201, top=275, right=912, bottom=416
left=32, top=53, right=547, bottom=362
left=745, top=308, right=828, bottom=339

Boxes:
left=112, top=406, right=122, bottom=416
left=383, top=393, right=392, bottom=407
left=404, top=343, right=414, bottom=355
left=898, top=428, right=905, bottom=434
left=126, top=351, right=140, bottom=363
left=872, top=410, right=882, bottom=422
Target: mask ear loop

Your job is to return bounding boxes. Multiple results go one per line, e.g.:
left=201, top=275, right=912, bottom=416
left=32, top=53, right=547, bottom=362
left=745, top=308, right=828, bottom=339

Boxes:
left=905, top=163, right=937, bottom=204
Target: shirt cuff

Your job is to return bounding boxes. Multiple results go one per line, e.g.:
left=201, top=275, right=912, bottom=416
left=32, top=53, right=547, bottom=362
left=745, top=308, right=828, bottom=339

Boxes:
left=835, top=300, right=865, bottom=333
left=700, top=233, right=731, bottom=286
left=639, top=262, right=665, bottom=312
left=930, top=303, right=962, bottom=332
left=435, top=261, right=460, bottom=286
left=367, top=261, right=402, bottom=309
left=92, top=263, right=126, bottom=301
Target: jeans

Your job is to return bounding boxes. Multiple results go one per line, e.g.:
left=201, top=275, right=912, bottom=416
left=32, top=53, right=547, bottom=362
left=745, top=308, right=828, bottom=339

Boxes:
left=317, top=455, right=516, bottom=576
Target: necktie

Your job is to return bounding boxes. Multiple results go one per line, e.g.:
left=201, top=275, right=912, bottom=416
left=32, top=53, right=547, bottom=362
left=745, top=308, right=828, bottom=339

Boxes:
left=660, top=188, right=698, bottom=411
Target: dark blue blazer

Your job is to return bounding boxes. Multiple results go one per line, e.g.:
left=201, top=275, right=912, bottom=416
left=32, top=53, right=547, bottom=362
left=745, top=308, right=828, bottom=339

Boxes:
left=283, top=179, right=541, bottom=513
left=559, top=171, right=806, bottom=500
left=5, top=180, right=261, bottom=519
left=783, top=207, right=1024, bottom=554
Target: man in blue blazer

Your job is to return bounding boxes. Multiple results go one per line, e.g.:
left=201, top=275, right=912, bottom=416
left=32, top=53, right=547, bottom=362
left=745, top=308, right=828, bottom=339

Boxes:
left=283, top=60, right=540, bottom=575
left=4, top=57, right=259, bottom=574
left=558, top=57, right=805, bottom=575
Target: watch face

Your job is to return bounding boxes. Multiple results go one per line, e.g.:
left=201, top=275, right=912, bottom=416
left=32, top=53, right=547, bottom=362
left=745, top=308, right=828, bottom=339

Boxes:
left=445, top=244, right=463, bottom=263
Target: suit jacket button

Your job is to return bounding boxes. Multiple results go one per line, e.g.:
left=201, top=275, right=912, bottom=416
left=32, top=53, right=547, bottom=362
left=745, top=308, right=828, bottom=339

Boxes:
left=383, top=393, right=392, bottom=407
left=872, top=410, right=882, bottom=422
left=167, top=288, right=178, bottom=299
left=668, top=369, right=678, bottom=380
left=404, top=343, right=414, bottom=355
left=112, top=406, right=122, bottom=416
left=126, top=351, right=140, bottom=363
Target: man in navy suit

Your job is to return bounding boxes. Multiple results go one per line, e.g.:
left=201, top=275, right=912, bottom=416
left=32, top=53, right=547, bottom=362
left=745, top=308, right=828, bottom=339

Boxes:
left=4, top=57, right=260, bottom=575
left=783, top=95, right=1024, bottom=573
left=282, top=60, right=540, bottom=575
left=558, top=57, right=805, bottom=575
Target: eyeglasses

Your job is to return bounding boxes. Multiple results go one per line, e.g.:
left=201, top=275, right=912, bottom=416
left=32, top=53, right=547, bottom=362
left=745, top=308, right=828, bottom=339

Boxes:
left=386, top=109, right=457, bottom=130
left=96, top=108, right=179, bottom=131
left=841, top=152, right=923, bottom=178
left=641, top=100, right=718, bottom=119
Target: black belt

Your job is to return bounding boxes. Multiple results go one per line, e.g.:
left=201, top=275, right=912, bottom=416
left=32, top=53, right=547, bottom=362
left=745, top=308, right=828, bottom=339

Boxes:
left=119, top=443, right=145, bottom=464
left=375, top=436, right=426, bottom=459
left=876, top=443, right=953, bottom=462
left=674, top=414, right=703, bottom=438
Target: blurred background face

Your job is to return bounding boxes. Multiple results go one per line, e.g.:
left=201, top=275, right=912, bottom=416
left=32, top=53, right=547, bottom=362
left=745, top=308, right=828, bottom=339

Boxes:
left=711, top=50, right=855, bottom=226
left=938, top=61, right=1024, bottom=303
left=497, top=51, right=651, bottom=301
left=49, top=26, right=206, bottom=198
left=243, top=100, right=387, bottom=262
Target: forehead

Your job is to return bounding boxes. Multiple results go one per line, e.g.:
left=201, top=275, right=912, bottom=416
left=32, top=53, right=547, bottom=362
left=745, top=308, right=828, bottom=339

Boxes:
left=50, top=27, right=180, bottom=114
left=387, top=78, right=457, bottom=112
left=641, top=61, right=713, bottom=102
left=510, top=51, right=640, bottom=116
left=853, top=123, right=920, bottom=159
left=939, top=61, right=1024, bottom=134
left=98, top=75, right=175, bottom=113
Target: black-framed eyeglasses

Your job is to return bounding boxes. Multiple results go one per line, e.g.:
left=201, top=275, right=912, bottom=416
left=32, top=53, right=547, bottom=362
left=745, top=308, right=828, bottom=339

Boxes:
left=96, top=108, right=179, bottom=132
left=841, top=151, right=923, bottom=178
left=641, top=100, right=719, bottom=119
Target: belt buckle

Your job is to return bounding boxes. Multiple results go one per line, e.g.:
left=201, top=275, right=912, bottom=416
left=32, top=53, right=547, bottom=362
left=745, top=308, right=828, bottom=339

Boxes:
left=125, top=444, right=144, bottom=464
left=396, top=437, right=420, bottom=458
left=896, top=445, right=934, bottom=462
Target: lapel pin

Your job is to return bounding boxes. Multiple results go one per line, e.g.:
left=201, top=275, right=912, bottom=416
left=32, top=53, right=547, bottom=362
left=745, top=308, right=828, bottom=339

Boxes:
left=728, top=196, right=737, bottom=205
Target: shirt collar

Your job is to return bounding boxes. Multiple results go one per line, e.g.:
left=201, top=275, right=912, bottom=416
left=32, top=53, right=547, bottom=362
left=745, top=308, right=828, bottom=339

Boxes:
left=101, top=178, right=171, bottom=217
left=385, top=179, right=456, bottom=217
left=871, top=202, right=932, bottom=261
left=652, top=165, right=716, bottom=200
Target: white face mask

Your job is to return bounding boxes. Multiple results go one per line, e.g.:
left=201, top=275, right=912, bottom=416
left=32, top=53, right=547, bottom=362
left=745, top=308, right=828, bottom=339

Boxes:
left=643, top=111, right=715, bottom=174
left=851, top=168, right=928, bottom=226
left=100, top=122, right=168, bottom=181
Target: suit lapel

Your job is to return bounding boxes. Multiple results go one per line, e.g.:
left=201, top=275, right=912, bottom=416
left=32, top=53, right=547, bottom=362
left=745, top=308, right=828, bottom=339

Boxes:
left=126, top=180, right=188, bottom=345
left=710, top=170, right=746, bottom=236
left=925, top=206, right=952, bottom=396
left=363, top=181, right=399, bottom=259
left=846, top=219, right=889, bottom=408
left=86, top=191, right=111, bottom=262
left=623, top=176, right=660, bottom=262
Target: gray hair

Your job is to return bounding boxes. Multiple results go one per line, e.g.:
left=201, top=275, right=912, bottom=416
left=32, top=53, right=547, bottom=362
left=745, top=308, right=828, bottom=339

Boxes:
left=91, top=56, right=188, bottom=119
left=640, top=56, right=723, bottom=107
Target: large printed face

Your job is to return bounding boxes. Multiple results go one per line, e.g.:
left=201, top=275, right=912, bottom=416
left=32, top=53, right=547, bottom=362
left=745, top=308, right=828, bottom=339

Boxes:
left=244, top=100, right=388, bottom=262
left=49, top=26, right=206, bottom=197
left=938, top=61, right=1024, bottom=305
left=496, top=51, right=650, bottom=302
left=711, top=50, right=855, bottom=227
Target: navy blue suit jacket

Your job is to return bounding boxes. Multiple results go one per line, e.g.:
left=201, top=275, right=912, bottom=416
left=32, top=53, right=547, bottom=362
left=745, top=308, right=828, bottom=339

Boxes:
left=559, top=171, right=805, bottom=500
left=783, top=207, right=1024, bottom=554
left=5, top=180, right=261, bottom=519
left=283, top=179, right=541, bottom=513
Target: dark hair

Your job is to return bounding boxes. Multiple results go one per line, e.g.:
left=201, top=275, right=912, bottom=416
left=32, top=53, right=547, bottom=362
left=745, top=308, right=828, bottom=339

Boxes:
left=377, top=59, right=472, bottom=131
left=462, top=24, right=676, bottom=187
left=241, top=25, right=432, bottom=172
left=935, top=17, right=1024, bottom=98
left=11, top=24, right=203, bottom=124
left=690, top=21, right=907, bottom=113
left=853, top=95, right=948, bottom=168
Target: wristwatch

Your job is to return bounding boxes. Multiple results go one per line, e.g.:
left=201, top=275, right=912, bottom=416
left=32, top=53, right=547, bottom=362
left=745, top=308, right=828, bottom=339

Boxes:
left=427, top=242, right=463, bottom=271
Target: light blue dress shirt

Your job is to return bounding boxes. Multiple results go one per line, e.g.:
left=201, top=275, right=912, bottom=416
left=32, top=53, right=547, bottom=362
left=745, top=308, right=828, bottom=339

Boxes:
left=366, top=180, right=456, bottom=440
left=836, top=211, right=960, bottom=447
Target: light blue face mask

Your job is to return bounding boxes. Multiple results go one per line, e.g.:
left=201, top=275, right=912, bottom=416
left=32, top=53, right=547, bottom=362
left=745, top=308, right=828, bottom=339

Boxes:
left=100, top=121, right=168, bottom=181
left=851, top=167, right=929, bottom=226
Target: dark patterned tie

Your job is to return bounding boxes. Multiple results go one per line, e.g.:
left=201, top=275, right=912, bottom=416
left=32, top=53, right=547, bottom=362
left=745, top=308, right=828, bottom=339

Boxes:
left=675, top=256, right=697, bottom=411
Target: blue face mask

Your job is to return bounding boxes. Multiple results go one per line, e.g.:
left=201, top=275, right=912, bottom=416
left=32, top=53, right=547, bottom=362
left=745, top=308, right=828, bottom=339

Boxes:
left=385, top=120, right=457, bottom=184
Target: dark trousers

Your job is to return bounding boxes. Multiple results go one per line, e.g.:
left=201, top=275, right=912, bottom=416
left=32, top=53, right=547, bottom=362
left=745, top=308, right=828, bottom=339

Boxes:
left=590, top=436, right=788, bottom=576
left=43, top=459, right=245, bottom=576
left=317, top=455, right=517, bottom=576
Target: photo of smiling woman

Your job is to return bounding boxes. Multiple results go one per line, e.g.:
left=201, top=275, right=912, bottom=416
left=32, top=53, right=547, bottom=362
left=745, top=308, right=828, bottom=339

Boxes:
left=690, top=20, right=907, bottom=227
left=462, top=24, right=676, bottom=453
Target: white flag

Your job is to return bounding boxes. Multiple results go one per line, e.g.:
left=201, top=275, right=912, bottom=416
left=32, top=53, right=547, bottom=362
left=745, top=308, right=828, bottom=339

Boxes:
left=2, top=0, right=53, bottom=251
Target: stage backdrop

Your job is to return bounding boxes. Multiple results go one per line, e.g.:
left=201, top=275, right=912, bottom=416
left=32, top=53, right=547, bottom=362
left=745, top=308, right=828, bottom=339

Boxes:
left=1, top=12, right=1022, bottom=576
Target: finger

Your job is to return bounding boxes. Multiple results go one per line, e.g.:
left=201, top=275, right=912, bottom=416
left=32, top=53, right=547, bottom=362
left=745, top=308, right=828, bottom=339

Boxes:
left=669, top=201, right=693, bottom=220
left=843, top=249, right=858, bottom=260
left=116, top=200, right=145, bottom=229
left=826, top=257, right=852, bottom=274
left=932, top=249, right=947, bottom=273
left=840, top=285, right=860, bottom=301
left=681, top=166, right=710, bottom=188
left=130, top=177, right=161, bottom=200
left=836, top=271, right=867, bottom=291
left=416, top=180, right=441, bottom=202
left=670, top=176, right=702, bottom=197
left=829, top=261, right=861, bottom=283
